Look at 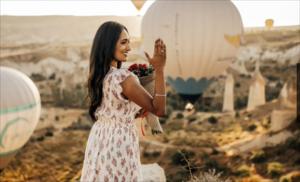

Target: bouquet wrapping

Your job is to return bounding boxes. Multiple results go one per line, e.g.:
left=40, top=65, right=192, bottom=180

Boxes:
left=128, top=64, right=164, bottom=135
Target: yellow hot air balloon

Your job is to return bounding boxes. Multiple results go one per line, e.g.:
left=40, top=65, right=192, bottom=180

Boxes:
left=265, top=19, right=274, bottom=29
left=0, top=66, right=41, bottom=169
left=142, top=0, right=243, bottom=102
left=224, top=34, right=241, bottom=48
left=131, top=0, right=146, bottom=11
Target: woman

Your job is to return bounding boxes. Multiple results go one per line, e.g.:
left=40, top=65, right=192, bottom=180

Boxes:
left=80, top=21, right=166, bottom=182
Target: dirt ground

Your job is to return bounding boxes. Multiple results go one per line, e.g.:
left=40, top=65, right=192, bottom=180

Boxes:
left=0, top=107, right=90, bottom=182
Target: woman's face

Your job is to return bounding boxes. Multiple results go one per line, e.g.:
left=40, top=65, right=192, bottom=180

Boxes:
left=114, top=29, right=131, bottom=62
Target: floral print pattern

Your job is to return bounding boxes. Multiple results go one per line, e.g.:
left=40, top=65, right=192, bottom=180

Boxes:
left=80, top=67, right=142, bottom=182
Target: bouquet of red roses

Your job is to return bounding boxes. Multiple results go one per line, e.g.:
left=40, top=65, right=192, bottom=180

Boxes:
left=128, top=63, right=163, bottom=135
left=128, top=63, right=153, bottom=77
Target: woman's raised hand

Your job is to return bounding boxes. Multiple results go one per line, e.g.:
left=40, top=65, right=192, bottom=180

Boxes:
left=144, top=38, right=166, bottom=71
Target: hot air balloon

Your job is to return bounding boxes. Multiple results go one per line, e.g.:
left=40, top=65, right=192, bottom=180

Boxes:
left=0, top=67, right=41, bottom=169
left=265, top=19, right=274, bottom=29
left=141, top=0, right=243, bottom=103
left=131, top=0, right=146, bottom=11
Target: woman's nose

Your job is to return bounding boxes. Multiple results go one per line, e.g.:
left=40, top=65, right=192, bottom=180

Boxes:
left=127, top=44, right=131, bottom=52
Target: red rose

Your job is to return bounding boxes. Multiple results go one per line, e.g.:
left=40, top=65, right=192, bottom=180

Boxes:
left=128, top=63, right=153, bottom=77
left=129, top=63, right=138, bottom=71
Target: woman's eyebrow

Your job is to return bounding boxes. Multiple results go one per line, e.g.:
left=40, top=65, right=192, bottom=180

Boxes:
left=121, top=38, right=130, bottom=42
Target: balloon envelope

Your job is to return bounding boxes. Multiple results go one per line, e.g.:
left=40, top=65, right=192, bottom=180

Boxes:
left=131, top=0, right=146, bottom=11
left=142, top=0, right=243, bottom=101
left=0, top=67, right=41, bottom=169
left=265, top=19, right=274, bottom=29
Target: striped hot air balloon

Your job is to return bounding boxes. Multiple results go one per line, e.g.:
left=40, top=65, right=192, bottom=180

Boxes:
left=0, top=67, right=41, bottom=169
left=141, top=0, right=243, bottom=102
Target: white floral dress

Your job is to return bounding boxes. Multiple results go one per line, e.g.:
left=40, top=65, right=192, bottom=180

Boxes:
left=80, top=67, right=143, bottom=182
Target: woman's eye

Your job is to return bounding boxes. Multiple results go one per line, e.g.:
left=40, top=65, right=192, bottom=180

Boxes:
left=121, top=40, right=130, bottom=44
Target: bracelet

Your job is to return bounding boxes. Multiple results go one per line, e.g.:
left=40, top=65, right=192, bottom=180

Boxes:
left=155, top=93, right=166, bottom=97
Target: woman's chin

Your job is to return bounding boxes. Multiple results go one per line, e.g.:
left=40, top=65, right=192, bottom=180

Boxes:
left=115, top=57, right=127, bottom=62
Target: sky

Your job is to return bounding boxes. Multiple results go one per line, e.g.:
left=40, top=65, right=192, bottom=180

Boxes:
left=0, top=0, right=299, bottom=27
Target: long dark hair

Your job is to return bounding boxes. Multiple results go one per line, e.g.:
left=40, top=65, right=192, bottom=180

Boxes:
left=87, top=21, right=127, bottom=122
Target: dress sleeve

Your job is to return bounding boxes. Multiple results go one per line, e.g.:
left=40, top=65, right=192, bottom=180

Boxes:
left=111, top=69, right=136, bottom=102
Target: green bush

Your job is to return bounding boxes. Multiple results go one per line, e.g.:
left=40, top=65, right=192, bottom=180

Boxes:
left=208, top=116, right=218, bottom=124
left=235, top=112, right=240, bottom=118
left=176, top=112, right=184, bottom=119
left=171, top=150, right=195, bottom=166
left=49, top=73, right=56, bottom=80
left=31, top=73, right=46, bottom=81
left=285, top=135, right=300, bottom=151
left=235, top=164, right=251, bottom=177
left=189, top=169, right=231, bottom=182
left=266, top=75, right=279, bottom=81
left=250, top=150, right=267, bottom=163
left=202, top=158, right=229, bottom=175
left=247, top=124, right=257, bottom=132
left=266, top=85, right=280, bottom=101
left=235, top=97, right=247, bottom=110
left=267, top=162, right=283, bottom=178
left=279, top=171, right=300, bottom=182
left=187, top=115, right=198, bottom=123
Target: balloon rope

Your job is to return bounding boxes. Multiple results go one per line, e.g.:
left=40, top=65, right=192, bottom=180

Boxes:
left=175, top=13, right=183, bottom=75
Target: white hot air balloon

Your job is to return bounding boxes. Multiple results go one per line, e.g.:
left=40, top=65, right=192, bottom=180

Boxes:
left=142, top=0, right=243, bottom=102
left=0, top=67, right=41, bottom=169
